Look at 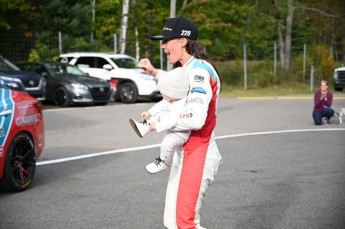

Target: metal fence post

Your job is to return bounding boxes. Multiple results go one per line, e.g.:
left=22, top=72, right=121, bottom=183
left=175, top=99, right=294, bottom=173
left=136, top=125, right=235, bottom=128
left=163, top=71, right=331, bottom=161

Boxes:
left=58, top=31, right=62, bottom=55
left=274, top=41, right=277, bottom=76
left=160, top=40, right=163, bottom=70
left=114, top=33, right=117, bottom=53
left=310, top=65, right=314, bottom=92
left=303, top=44, right=306, bottom=84
left=244, top=44, right=247, bottom=89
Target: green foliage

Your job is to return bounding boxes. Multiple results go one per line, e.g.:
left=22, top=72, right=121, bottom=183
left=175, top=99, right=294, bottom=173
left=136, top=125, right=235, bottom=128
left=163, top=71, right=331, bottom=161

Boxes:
left=94, top=0, right=122, bottom=43
left=291, top=53, right=312, bottom=83
left=28, top=0, right=94, bottom=60
left=216, top=60, right=280, bottom=88
left=63, top=36, right=110, bottom=53
left=0, top=0, right=344, bottom=90
left=28, top=48, right=40, bottom=62
left=220, top=81, right=312, bottom=98
left=0, top=0, right=34, bottom=29
left=28, top=43, right=56, bottom=61
left=180, top=0, right=251, bottom=59
left=216, top=60, right=243, bottom=86
left=310, top=44, right=335, bottom=82
left=38, top=0, right=91, bottom=35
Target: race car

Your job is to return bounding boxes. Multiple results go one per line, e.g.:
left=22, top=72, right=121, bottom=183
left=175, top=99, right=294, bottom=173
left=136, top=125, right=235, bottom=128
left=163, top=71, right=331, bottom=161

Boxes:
left=0, top=84, right=45, bottom=192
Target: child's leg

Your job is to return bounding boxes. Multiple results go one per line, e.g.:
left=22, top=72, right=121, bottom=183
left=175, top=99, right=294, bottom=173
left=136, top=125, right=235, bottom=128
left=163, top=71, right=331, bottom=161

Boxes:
left=129, top=119, right=150, bottom=138
left=160, top=132, right=189, bottom=166
left=146, top=132, right=189, bottom=174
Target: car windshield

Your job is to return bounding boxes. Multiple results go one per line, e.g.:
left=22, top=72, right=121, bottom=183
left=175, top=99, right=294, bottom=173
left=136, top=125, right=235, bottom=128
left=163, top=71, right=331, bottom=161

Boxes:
left=48, top=63, right=88, bottom=77
left=111, top=57, right=138, bottom=69
left=0, top=56, right=20, bottom=71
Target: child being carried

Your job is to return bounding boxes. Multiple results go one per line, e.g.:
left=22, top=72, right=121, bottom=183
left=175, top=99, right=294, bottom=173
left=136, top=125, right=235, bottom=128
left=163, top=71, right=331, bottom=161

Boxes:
left=129, top=67, right=190, bottom=174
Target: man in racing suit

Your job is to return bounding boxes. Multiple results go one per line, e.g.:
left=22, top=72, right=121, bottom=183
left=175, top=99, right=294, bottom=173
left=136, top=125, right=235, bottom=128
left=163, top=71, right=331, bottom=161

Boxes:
left=138, top=16, right=222, bottom=229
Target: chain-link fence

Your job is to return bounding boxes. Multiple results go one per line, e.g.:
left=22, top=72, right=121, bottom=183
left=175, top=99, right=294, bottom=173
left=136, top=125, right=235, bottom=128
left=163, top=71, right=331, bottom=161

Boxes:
left=0, top=29, right=35, bottom=63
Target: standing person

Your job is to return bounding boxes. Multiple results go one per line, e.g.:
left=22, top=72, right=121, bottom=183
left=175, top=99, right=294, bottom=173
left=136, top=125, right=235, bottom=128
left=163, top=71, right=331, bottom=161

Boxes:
left=138, top=16, right=222, bottom=229
left=313, top=80, right=334, bottom=125
left=129, top=67, right=191, bottom=173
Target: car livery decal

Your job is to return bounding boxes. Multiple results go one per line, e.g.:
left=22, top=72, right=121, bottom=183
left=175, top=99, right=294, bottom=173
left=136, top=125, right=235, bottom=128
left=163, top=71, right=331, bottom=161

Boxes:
left=16, top=113, right=40, bottom=126
left=0, top=87, right=14, bottom=157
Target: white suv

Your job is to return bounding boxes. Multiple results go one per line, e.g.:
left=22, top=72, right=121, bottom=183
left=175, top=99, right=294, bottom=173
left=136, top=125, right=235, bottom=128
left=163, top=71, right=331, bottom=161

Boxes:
left=59, top=52, right=161, bottom=103
left=333, top=65, right=345, bottom=91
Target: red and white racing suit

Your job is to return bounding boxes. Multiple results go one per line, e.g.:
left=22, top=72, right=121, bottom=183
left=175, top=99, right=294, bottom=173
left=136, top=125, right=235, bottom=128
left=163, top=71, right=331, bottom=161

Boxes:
left=162, top=57, right=222, bottom=229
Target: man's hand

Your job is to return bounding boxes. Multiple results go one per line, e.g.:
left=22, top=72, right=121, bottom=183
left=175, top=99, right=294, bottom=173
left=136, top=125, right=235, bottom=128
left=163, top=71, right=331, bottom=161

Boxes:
left=137, top=58, right=159, bottom=76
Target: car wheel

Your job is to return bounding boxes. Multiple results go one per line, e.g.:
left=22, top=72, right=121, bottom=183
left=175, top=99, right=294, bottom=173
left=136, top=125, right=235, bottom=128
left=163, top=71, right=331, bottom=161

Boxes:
left=118, top=82, right=138, bottom=103
left=2, top=132, right=36, bottom=192
left=54, top=87, right=71, bottom=107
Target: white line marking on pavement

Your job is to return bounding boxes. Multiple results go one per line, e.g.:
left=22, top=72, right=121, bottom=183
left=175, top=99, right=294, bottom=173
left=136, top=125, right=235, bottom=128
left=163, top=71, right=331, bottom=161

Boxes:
left=37, top=128, right=345, bottom=166
left=37, top=144, right=160, bottom=166
left=216, top=128, right=345, bottom=139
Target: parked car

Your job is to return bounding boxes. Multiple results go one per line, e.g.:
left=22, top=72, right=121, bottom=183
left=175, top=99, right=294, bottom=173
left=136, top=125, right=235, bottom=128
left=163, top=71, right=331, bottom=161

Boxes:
left=59, top=52, right=161, bottom=103
left=0, top=55, right=45, bottom=101
left=0, top=84, right=45, bottom=192
left=18, top=62, right=112, bottom=107
left=0, top=75, right=26, bottom=92
left=333, top=65, right=345, bottom=91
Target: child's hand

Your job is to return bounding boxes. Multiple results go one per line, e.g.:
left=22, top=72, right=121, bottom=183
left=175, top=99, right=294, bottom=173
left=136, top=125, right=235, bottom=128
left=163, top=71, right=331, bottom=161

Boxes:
left=141, top=111, right=151, bottom=121
left=150, top=122, right=156, bottom=131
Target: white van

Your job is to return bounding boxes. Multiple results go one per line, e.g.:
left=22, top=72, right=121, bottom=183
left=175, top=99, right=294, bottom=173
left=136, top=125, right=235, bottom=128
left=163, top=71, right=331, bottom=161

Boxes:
left=333, top=65, right=345, bottom=91
left=60, top=52, right=161, bottom=103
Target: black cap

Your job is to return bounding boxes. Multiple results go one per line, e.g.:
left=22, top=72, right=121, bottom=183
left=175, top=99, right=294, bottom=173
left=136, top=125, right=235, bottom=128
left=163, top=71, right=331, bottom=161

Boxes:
left=150, top=16, right=198, bottom=40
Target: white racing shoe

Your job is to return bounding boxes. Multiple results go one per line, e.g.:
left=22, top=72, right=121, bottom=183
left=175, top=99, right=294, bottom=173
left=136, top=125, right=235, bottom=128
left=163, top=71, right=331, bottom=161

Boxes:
left=129, top=119, right=150, bottom=138
left=146, top=158, right=169, bottom=174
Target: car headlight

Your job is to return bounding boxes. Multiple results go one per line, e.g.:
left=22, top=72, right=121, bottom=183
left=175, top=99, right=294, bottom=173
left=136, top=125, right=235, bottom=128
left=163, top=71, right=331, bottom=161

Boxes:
left=7, top=82, right=20, bottom=88
left=0, top=77, right=22, bottom=89
left=71, top=83, right=88, bottom=90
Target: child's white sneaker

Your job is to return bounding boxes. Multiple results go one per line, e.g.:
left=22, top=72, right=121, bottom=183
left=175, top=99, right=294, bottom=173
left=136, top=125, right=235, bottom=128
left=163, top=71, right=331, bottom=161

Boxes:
left=146, top=158, right=169, bottom=174
left=129, top=119, right=150, bottom=138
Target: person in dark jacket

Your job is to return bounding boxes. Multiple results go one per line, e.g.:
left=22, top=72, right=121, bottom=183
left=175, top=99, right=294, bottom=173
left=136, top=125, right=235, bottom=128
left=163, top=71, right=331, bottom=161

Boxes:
left=313, top=80, right=334, bottom=125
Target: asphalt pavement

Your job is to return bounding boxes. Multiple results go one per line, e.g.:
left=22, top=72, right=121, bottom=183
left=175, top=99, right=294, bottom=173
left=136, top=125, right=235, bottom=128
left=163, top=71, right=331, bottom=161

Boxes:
left=0, top=96, right=344, bottom=229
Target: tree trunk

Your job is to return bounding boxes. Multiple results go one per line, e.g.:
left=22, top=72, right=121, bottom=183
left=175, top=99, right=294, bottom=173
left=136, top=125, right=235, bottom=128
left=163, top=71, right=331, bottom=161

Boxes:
left=277, top=26, right=285, bottom=69
left=144, top=1, right=153, bottom=58
left=135, top=26, right=139, bottom=60
left=182, top=0, right=188, bottom=9
left=132, top=0, right=139, bottom=60
left=271, top=0, right=294, bottom=71
left=120, top=0, right=129, bottom=54
left=284, top=0, right=294, bottom=70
